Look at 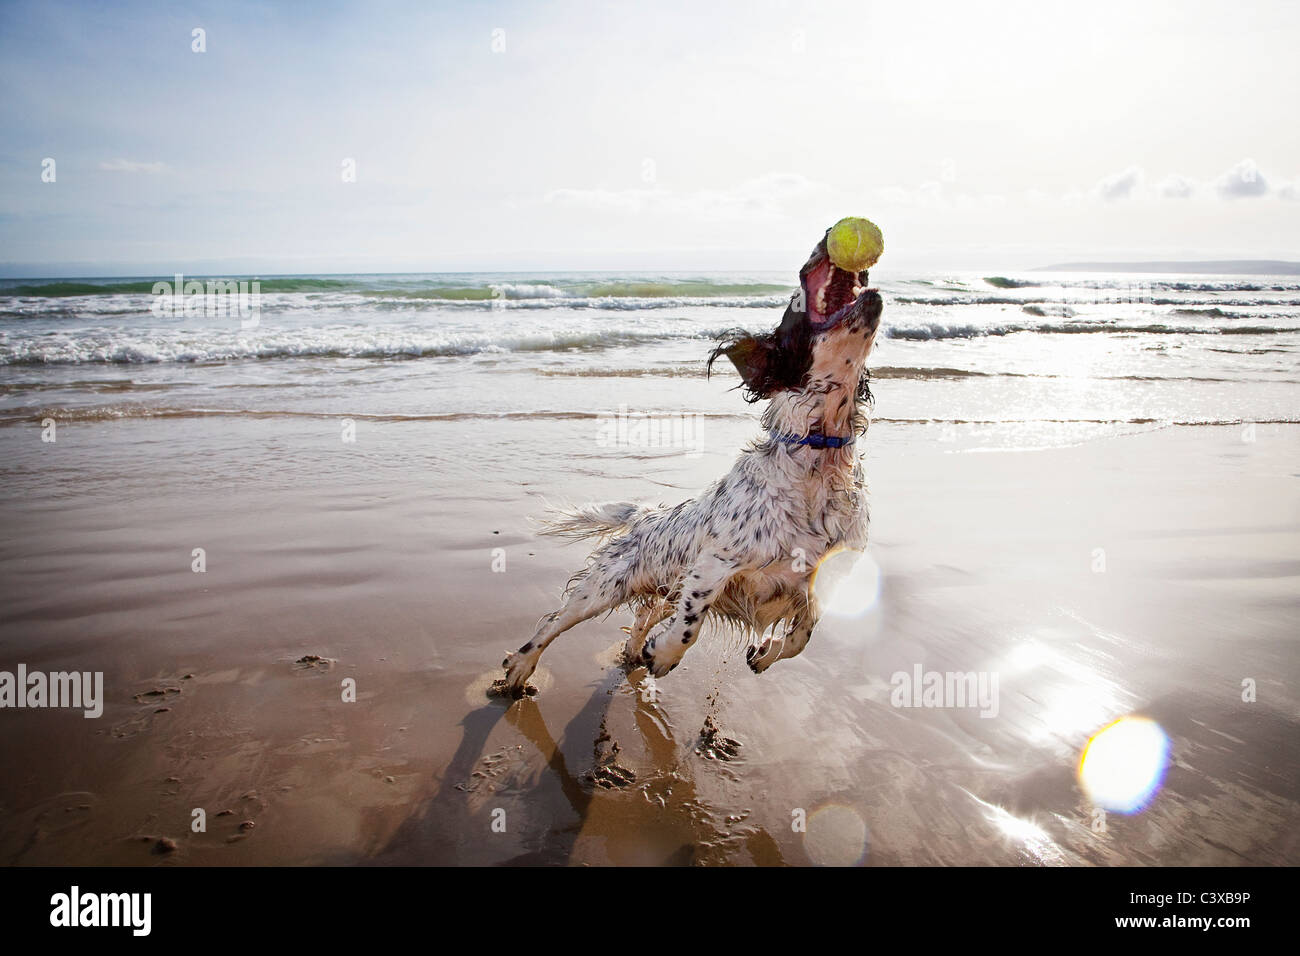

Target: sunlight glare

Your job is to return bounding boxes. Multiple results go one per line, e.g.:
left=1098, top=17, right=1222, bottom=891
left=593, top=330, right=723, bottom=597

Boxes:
left=812, top=548, right=881, bottom=618
left=1078, top=716, right=1170, bottom=814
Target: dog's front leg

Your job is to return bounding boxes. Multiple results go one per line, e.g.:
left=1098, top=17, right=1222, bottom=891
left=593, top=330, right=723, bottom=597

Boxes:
left=623, top=600, right=672, bottom=666
left=640, top=552, right=736, bottom=679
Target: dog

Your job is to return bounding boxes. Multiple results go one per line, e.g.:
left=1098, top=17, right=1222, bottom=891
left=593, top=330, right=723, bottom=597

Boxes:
left=500, top=228, right=882, bottom=698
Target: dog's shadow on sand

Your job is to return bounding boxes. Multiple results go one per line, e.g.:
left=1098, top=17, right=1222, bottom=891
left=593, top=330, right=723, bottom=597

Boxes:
left=371, top=663, right=784, bottom=865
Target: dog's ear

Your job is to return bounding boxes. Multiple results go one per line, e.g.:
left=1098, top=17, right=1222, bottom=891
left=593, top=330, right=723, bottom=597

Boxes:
left=708, top=328, right=780, bottom=401
left=709, top=301, right=814, bottom=402
left=720, top=334, right=773, bottom=393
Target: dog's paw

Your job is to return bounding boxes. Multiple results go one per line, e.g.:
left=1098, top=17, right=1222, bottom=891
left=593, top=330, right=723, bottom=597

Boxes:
left=640, top=638, right=683, bottom=679
left=500, top=649, right=540, bottom=699
left=746, top=635, right=784, bottom=674
left=622, top=631, right=649, bottom=669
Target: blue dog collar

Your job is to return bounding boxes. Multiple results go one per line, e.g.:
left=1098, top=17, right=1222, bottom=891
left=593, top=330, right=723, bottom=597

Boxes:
left=771, top=431, right=855, bottom=450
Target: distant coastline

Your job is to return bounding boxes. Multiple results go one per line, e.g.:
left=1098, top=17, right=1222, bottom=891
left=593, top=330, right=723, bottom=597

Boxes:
left=1034, top=260, right=1300, bottom=275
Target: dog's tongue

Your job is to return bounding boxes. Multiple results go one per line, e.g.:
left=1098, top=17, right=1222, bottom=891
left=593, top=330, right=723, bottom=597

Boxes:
left=805, top=258, right=836, bottom=327
left=807, top=258, right=864, bottom=331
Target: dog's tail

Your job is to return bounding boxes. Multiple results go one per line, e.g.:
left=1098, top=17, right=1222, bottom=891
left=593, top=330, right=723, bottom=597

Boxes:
left=537, top=501, right=644, bottom=541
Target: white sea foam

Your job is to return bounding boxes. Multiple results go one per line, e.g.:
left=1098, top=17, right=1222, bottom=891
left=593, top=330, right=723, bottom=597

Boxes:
left=0, top=270, right=1295, bottom=441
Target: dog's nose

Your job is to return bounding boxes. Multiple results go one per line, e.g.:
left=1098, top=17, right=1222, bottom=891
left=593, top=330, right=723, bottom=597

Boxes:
left=863, top=289, right=882, bottom=317
left=842, top=287, right=883, bottom=332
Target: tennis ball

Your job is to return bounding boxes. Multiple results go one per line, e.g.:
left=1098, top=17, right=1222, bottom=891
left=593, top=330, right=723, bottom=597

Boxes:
left=826, top=217, right=883, bottom=272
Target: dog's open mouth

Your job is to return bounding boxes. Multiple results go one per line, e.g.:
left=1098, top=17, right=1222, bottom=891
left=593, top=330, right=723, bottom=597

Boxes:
left=802, top=256, right=872, bottom=332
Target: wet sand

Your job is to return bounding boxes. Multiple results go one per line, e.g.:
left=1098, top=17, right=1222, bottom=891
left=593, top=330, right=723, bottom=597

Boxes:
left=0, top=416, right=1297, bottom=866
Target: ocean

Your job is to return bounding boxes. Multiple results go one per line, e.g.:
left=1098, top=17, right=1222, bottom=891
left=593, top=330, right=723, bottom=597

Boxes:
left=1, top=270, right=1296, bottom=457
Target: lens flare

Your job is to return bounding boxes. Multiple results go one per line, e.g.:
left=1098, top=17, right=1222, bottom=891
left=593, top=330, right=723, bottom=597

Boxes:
left=811, top=548, right=880, bottom=618
left=1078, top=716, right=1170, bottom=814
left=804, top=804, right=869, bottom=866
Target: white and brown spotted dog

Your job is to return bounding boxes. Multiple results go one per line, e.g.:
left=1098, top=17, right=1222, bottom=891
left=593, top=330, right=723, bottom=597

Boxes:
left=500, top=229, right=882, bottom=698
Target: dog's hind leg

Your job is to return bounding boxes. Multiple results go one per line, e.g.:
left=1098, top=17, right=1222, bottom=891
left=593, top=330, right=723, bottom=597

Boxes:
left=748, top=592, right=819, bottom=674
left=501, top=558, right=630, bottom=699
left=641, top=552, right=738, bottom=679
left=623, top=600, right=672, bottom=666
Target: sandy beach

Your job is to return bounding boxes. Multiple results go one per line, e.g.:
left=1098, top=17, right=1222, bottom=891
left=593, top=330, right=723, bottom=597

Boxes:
left=1, top=407, right=1295, bottom=866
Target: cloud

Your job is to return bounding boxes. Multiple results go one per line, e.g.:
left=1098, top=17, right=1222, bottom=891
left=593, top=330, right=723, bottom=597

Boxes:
left=99, top=159, right=168, bottom=174
left=1086, top=160, right=1289, bottom=202
left=542, top=186, right=665, bottom=214
left=693, top=172, right=823, bottom=217
left=871, top=181, right=1005, bottom=210
left=1093, top=166, right=1143, bottom=202
left=874, top=181, right=943, bottom=208
left=542, top=172, right=827, bottom=221
left=1215, top=158, right=1268, bottom=199
left=1153, top=174, right=1196, bottom=199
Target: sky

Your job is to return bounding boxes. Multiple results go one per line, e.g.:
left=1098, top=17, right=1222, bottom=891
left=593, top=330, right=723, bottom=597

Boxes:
left=1, top=0, right=1298, bottom=275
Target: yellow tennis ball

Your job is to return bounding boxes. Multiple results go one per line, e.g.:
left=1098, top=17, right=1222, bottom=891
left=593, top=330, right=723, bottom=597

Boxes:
left=826, top=217, right=883, bottom=272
